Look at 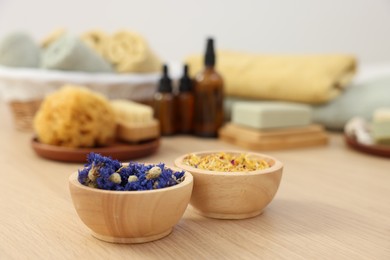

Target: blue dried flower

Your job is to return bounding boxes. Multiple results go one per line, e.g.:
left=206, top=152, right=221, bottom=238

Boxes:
left=78, top=166, right=91, bottom=186
left=78, top=153, right=123, bottom=190
left=78, top=153, right=186, bottom=191
left=86, top=152, right=122, bottom=170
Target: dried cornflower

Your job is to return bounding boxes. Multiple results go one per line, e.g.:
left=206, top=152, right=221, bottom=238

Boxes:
left=78, top=153, right=121, bottom=189
left=78, top=153, right=186, bottom=191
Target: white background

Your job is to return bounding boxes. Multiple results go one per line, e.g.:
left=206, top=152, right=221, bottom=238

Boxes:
left=0, top=0, right=389, bottom=64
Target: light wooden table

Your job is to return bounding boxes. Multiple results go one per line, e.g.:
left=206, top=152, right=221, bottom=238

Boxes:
left=1, top=102, right=389, bottom=259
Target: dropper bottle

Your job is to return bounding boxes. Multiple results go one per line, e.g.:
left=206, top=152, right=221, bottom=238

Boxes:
left=193, top=38, right=224, bottom=137
left=177, top=64, right=194, bottom=134
left=153, top=64, right=176, bottom=136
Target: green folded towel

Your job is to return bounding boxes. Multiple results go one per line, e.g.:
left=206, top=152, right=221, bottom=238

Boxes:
left=41, top=34, right=113, bottom=73
left=0, top=32, right=40, bottom=68
left=312, top=77, right=390, bottom=130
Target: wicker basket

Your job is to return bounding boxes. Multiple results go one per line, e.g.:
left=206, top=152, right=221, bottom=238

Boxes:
left=0, top=66, right=159, bottom=131
left=9, top=100, right=42, bottom=131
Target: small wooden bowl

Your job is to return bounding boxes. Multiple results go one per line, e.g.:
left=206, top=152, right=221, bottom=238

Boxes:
left=68, top=169, right=193, bottom=243
left=174, top=151, right=283, bottom=220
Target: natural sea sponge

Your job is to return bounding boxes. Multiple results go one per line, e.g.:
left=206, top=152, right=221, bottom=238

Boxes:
left=34, top=85, right=116, bottom=148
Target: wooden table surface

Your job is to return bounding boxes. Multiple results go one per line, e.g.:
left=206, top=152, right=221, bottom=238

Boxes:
left=1, top=102, right=389, bottom=260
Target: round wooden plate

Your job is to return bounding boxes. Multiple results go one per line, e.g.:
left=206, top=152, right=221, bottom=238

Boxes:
left=344, top=134, right=390, bottom=158
left=31, top=138, right=160, bottom=163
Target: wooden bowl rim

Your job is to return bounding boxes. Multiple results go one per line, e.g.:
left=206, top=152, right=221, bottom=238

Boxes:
left=69, top=167, right=193, bottom=195
left=174, top=150, right=283, bottom=176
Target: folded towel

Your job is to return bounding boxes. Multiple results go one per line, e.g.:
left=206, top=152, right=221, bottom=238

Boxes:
left=0, top=32, right=41, bottom=68
left=312, top=77, right=390, bottom=130
left=41, top=28, right=67, bottom=48
left=103, top=31, right=161, bottom=73
left=186, top=51, right=356, bottom=104
left=81, top=30, right=109, bottom=57
left=41, top=34, right=113, bottom=73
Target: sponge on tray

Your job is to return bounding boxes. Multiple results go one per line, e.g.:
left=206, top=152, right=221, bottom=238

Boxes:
left=232, top=101, right=312, bottom=130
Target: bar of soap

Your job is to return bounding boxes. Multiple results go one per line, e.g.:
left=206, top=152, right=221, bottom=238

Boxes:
left=373, top=107, right=390, bottom=123
left=371, top=107, right=390, bottom=145
left=111, top=99, right=154, bottom=124
left=371, top=121, right=390, bottom=145
left=231, top=102, right=312, bottom=129
left=111, top=99, right=159, bottom=142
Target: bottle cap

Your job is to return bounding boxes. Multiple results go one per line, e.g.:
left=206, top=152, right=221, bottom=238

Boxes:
left=205, top=38, right=215, bottom=66
left=158, top=64, right=172, bottom=93
left=179, top=64, right=192, bottom=92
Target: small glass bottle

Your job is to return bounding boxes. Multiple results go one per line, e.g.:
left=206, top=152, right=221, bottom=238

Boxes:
left=177, top=64, right=194, bottom=134
left=193, top=38, right=224, bottom=137
left=153, top=64, right=175, bottom=135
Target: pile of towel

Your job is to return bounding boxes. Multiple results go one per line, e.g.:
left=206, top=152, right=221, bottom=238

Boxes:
left=186, top=50, right=390, bottom=130
left=0, top=30, right=161, bottom=74
left=187, top=51, right=356, bottom=104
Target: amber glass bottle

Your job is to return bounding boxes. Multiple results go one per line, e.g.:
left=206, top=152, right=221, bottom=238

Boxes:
left=153, top=64, right=175, bottom=135
left=177, top=64, right=194, bottom=134
left=193, top=38, right=224, bottom=137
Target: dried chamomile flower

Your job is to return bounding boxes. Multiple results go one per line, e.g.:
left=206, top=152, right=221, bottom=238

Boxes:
left=183, top=152, right=269, bottom=172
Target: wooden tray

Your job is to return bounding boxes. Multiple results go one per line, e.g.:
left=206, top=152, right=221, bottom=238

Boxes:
left=344, top=134, right=390, bottom=158
left=31, top=138, right=160, bottom=163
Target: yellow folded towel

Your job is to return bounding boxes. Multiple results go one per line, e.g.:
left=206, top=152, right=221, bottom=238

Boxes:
left=104, top=30, right=161, bottom=73
left=41, top=28, right=67, bottom=48
left=186, top=51, right=357, bottom=104
left=81, top=30, right=109, bottom=57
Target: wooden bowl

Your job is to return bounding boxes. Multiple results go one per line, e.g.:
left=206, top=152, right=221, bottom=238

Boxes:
left=174, top=151, right=283, bottom=220
left=68, top=169, right=193, bottom=243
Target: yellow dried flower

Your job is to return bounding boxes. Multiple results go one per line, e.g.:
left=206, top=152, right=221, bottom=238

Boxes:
left=183, top=152, right=269, bottom=172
